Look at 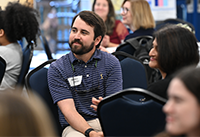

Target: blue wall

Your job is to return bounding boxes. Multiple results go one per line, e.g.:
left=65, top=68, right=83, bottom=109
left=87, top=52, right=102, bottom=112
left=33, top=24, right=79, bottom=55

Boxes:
left=177, top=0, right=200, bottom=41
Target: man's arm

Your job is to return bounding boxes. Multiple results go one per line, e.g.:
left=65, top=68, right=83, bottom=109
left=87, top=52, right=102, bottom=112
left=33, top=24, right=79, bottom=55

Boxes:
left=57, top=98, right=91, bottom=134
left=57, top=98, right=103, bottom=137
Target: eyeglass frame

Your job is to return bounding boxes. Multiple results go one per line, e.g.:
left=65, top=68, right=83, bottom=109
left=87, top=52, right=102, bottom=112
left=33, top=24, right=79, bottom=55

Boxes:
left=121, top=7, right=130, bottom=15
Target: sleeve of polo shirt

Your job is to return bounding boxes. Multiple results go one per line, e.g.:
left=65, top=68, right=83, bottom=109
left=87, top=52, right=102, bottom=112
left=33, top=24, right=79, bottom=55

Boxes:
left=105, top=55, right=123, bottom=96
left=48, top=63, right=73, bottom=104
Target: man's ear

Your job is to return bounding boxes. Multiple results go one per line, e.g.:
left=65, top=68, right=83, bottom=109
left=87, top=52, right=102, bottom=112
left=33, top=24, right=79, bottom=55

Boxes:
left=94, top=35, right=102, bottom=46
left=0, top=29, right=5, bottom=37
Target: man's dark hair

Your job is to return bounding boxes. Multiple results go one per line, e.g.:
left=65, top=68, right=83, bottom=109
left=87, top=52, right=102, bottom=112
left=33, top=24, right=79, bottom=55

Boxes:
left=154, top=25, right=199, bottom=75
left=71, top=10, right=106, bottom=48
left=0, top=2, right=40, bottom=46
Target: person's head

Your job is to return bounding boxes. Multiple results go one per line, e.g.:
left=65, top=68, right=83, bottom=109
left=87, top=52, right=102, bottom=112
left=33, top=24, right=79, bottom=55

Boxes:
left=92, top=0, right=115, bottom=35
left=50, top=6, right=57, bottom=14
left=121, top=0, right=132, bottom=29
left=0, top=91, right=57, bottom=136
left=163, top=66, right=200, bottom=137
left=121, top=0, right=155, bottom=31
left=0, top=2, right=40, bottom=46
left=69, top=10, right=106, bottom=55
left=149, top=25, right=199, bottom=75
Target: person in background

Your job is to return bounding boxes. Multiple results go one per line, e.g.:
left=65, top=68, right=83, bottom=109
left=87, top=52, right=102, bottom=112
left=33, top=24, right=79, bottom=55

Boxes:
left=92, top=0, right=129, bottom=53
left=117, top=0, right=155, bottom=60
left=148, top=25, right=199, bottom=99
left=121, top=0, right=155, bottom=40
left=156, top=66, right=200, bottom=137
left=48, top=10, right=122, bottom=137
left=0, top=90, right=58, bottom=136
left=41, top=6, right=58, bottom=54
left=0, top=2, right=40, bottom=90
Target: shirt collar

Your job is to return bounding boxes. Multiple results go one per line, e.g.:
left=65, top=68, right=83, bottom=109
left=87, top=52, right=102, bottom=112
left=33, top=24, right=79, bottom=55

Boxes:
left=69, top=49, right=102, bottom=64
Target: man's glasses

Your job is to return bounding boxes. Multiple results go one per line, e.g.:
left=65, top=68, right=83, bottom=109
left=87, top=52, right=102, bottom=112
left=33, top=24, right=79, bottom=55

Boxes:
left=121, top=7, right=130, bottom=15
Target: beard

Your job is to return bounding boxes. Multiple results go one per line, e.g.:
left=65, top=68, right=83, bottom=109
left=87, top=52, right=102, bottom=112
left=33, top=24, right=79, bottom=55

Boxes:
left=69, top=39, right=95, bottom=55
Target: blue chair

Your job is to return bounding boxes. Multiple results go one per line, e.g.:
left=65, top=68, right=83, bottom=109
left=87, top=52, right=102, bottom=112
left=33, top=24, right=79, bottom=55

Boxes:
left=120, top=57, right=148, bottom=89
left=16, top=43, right=34, bottom=89
left=97, top=88, right=167, bottom=137
left=120, top=57, right=148, bottom=101
left=0, top=56, right=6, bottom=85
left=25, top=59, right=62, bottom=136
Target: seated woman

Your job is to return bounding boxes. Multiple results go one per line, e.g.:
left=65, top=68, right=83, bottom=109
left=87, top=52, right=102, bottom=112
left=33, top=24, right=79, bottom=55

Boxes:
left=156, top=66, right=200, bottom=137
left=122, top=0, right=155, bottom=40
left=117, top=0, right=155, bottom=60
left=148, top=25, right=199, bottom=99
left=0, top=2, right=40, bottom=90
left=92, top=0, right=129, bottom=52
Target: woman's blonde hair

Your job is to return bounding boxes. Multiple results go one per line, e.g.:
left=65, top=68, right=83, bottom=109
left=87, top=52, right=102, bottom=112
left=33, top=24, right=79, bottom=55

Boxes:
left=0, top=91, right=58, bottom=136
left=123, top=0, right=155, bottom=30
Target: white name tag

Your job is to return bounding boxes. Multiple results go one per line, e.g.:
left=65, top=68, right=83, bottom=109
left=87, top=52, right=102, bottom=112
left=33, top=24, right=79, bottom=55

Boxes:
left=68, top=75, right=82, bottom=87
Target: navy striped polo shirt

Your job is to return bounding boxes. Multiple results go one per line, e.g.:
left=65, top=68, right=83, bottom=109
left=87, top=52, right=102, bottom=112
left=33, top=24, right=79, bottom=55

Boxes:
left=48, top=49, right=122, bottom=128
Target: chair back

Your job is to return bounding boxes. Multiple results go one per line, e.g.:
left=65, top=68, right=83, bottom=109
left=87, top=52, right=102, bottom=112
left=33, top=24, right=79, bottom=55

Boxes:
left=0, top=56, right=6, bottom=85
left=16, top=44, right=34, bottom=88
left=25, top=59, right=62, bottom=135
left=39, top=35, right=53, bottom=60
left=97, top=88, right=167, bottom=137
left=120, top=57, right=148, bottom=89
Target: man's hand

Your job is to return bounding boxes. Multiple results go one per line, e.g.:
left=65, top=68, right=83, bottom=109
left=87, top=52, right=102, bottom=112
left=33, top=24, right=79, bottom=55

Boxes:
left=90, top=97, right=103, bottom=111
left=90, top=131, right=104, bottom=137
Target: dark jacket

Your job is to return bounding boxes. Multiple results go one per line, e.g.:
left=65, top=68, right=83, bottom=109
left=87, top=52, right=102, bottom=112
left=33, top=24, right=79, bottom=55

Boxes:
left=124, top=28, right=154, bottom=41
left=147, top=74, right=174, bottom=99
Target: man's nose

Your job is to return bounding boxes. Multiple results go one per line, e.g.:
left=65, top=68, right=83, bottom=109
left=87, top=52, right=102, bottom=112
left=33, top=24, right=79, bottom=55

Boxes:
left=74, top=32, right=81, bottom=39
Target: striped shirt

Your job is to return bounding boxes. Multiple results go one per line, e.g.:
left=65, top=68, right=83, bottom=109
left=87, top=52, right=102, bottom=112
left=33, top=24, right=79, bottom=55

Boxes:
left=48, top=49, right=123, bottom=128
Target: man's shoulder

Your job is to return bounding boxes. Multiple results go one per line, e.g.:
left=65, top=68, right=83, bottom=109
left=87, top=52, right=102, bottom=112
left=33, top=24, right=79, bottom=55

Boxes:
left=50, top=54, right=70, bottom=69
left=98, top=50, right=120, bottom=68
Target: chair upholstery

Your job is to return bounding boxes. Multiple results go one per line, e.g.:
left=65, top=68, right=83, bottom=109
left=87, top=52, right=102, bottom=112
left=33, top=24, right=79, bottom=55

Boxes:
left=120, top=57, right=148, bottom=89
left=0, top=56, right=6, bottom=85
left=39, top=35, right=53, bottom=60
left=25, top=59, right=62, bottom=135
left=120, top=57, right=148, bottom=101
left=16, top=44, right=34, bottom=88
left=97, top=88, right=167, bottom=137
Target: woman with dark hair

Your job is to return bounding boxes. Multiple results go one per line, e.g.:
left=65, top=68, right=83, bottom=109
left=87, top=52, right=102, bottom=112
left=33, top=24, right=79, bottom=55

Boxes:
left=0, top=2, right=40, bottom=90
left=92, top=0, right=129, bottom=51
left=156, top=66, right=200, bottom=137
left=148, top=25, right=199, bottom=99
